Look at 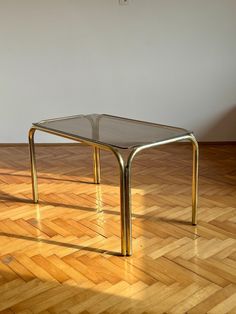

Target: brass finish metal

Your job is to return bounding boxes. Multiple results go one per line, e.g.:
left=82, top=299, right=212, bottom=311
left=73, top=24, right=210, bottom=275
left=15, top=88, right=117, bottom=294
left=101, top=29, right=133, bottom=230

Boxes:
left=190, top=134, right=199, bottom=225
left=112, top=150, right=127, bottom=256
left=28, top=128, right=38, bottom=204
left=93, top=147, right=101, bottom=184
left=28, top=123, right=199, bottom=256
left=122, top=133, right=199, bottom=256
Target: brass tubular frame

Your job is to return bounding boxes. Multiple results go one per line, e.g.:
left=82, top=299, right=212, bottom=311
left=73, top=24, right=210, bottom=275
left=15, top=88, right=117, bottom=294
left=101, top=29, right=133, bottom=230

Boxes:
left=28, top=126, right=128, bottom=256
left=28, top=126, right=199, bottom=256
left=111, top=150, right=127, bottom=256
left=123, top=133, right=199, bottom=255
left=28, top=128, right=38, bottom=203
left=93, top=147, right=101, bottom=184
left=190, top=135, right=199, bottom=225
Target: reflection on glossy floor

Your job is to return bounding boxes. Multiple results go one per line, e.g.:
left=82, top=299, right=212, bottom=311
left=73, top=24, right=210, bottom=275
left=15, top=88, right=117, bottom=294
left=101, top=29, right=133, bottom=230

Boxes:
left=0, top=143, right=235, bottom=313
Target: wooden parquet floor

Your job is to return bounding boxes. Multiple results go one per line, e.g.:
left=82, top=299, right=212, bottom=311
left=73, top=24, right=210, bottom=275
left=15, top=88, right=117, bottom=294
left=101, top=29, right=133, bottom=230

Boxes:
left=0, top=143, right=235, bottom=313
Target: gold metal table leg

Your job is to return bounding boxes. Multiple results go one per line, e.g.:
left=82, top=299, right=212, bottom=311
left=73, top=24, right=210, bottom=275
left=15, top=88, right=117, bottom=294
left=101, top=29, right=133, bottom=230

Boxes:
left=93, top=147, right=101, bottom=184
left=119, top=164, right=128, bottom=256
left=122, top=133, right=199, bottom=255
left=125, top=165, right=132, bottom=256
left=28, top=128, right=38, bottom=203
left=189, top=135, right=199, bottom=225
left=111, top=149, right=132, bottom=256
left=119, top=165, right=132, bottom=256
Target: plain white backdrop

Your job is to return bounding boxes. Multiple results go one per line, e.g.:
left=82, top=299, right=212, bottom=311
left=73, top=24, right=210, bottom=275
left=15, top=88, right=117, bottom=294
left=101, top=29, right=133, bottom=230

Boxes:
left=0, top=0, right=236, bottom=142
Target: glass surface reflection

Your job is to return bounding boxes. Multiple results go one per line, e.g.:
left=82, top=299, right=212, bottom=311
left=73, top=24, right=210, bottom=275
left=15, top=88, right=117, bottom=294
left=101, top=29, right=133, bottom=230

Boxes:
left=34, top=114, right=190, bottom=149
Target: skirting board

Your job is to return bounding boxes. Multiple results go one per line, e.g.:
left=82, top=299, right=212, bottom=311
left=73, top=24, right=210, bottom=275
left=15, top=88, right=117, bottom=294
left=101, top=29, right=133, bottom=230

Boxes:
left=0, top=142, right=235, bottom=147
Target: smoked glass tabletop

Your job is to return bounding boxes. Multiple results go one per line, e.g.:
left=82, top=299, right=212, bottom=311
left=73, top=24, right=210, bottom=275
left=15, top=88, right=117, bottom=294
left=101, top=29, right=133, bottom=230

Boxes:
left=33, top=114, right=191, bottom=149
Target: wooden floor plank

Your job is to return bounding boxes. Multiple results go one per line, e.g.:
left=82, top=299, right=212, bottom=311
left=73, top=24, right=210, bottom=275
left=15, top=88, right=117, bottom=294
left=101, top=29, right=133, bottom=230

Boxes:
left=0, top=143, right=235, bottom=312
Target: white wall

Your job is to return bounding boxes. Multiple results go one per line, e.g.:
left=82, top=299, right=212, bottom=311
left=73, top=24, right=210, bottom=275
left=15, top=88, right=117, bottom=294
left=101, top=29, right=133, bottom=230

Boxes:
left=0, top=0, right=236, bottom=142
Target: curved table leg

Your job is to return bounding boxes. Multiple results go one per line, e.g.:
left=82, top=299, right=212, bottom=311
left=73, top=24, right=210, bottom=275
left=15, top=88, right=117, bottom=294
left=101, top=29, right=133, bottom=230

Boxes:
left=28, top=128, right=38, bottom=203
left=188, top=134, right=199, bottom=225
left=110, top=149, right=133, bottom=256
left=122, top=134, right=199, bottom=255
left=112, top=150, right=133, bottom=256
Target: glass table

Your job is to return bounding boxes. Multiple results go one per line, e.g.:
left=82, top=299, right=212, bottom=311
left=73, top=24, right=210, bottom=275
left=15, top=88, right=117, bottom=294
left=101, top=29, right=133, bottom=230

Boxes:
left=29, top=114, right=199, bottom=256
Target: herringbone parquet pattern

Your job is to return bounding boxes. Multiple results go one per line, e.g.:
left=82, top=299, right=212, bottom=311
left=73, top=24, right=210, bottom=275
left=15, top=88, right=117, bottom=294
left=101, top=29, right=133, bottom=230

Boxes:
left=0, top=143, right=235, bottom=313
